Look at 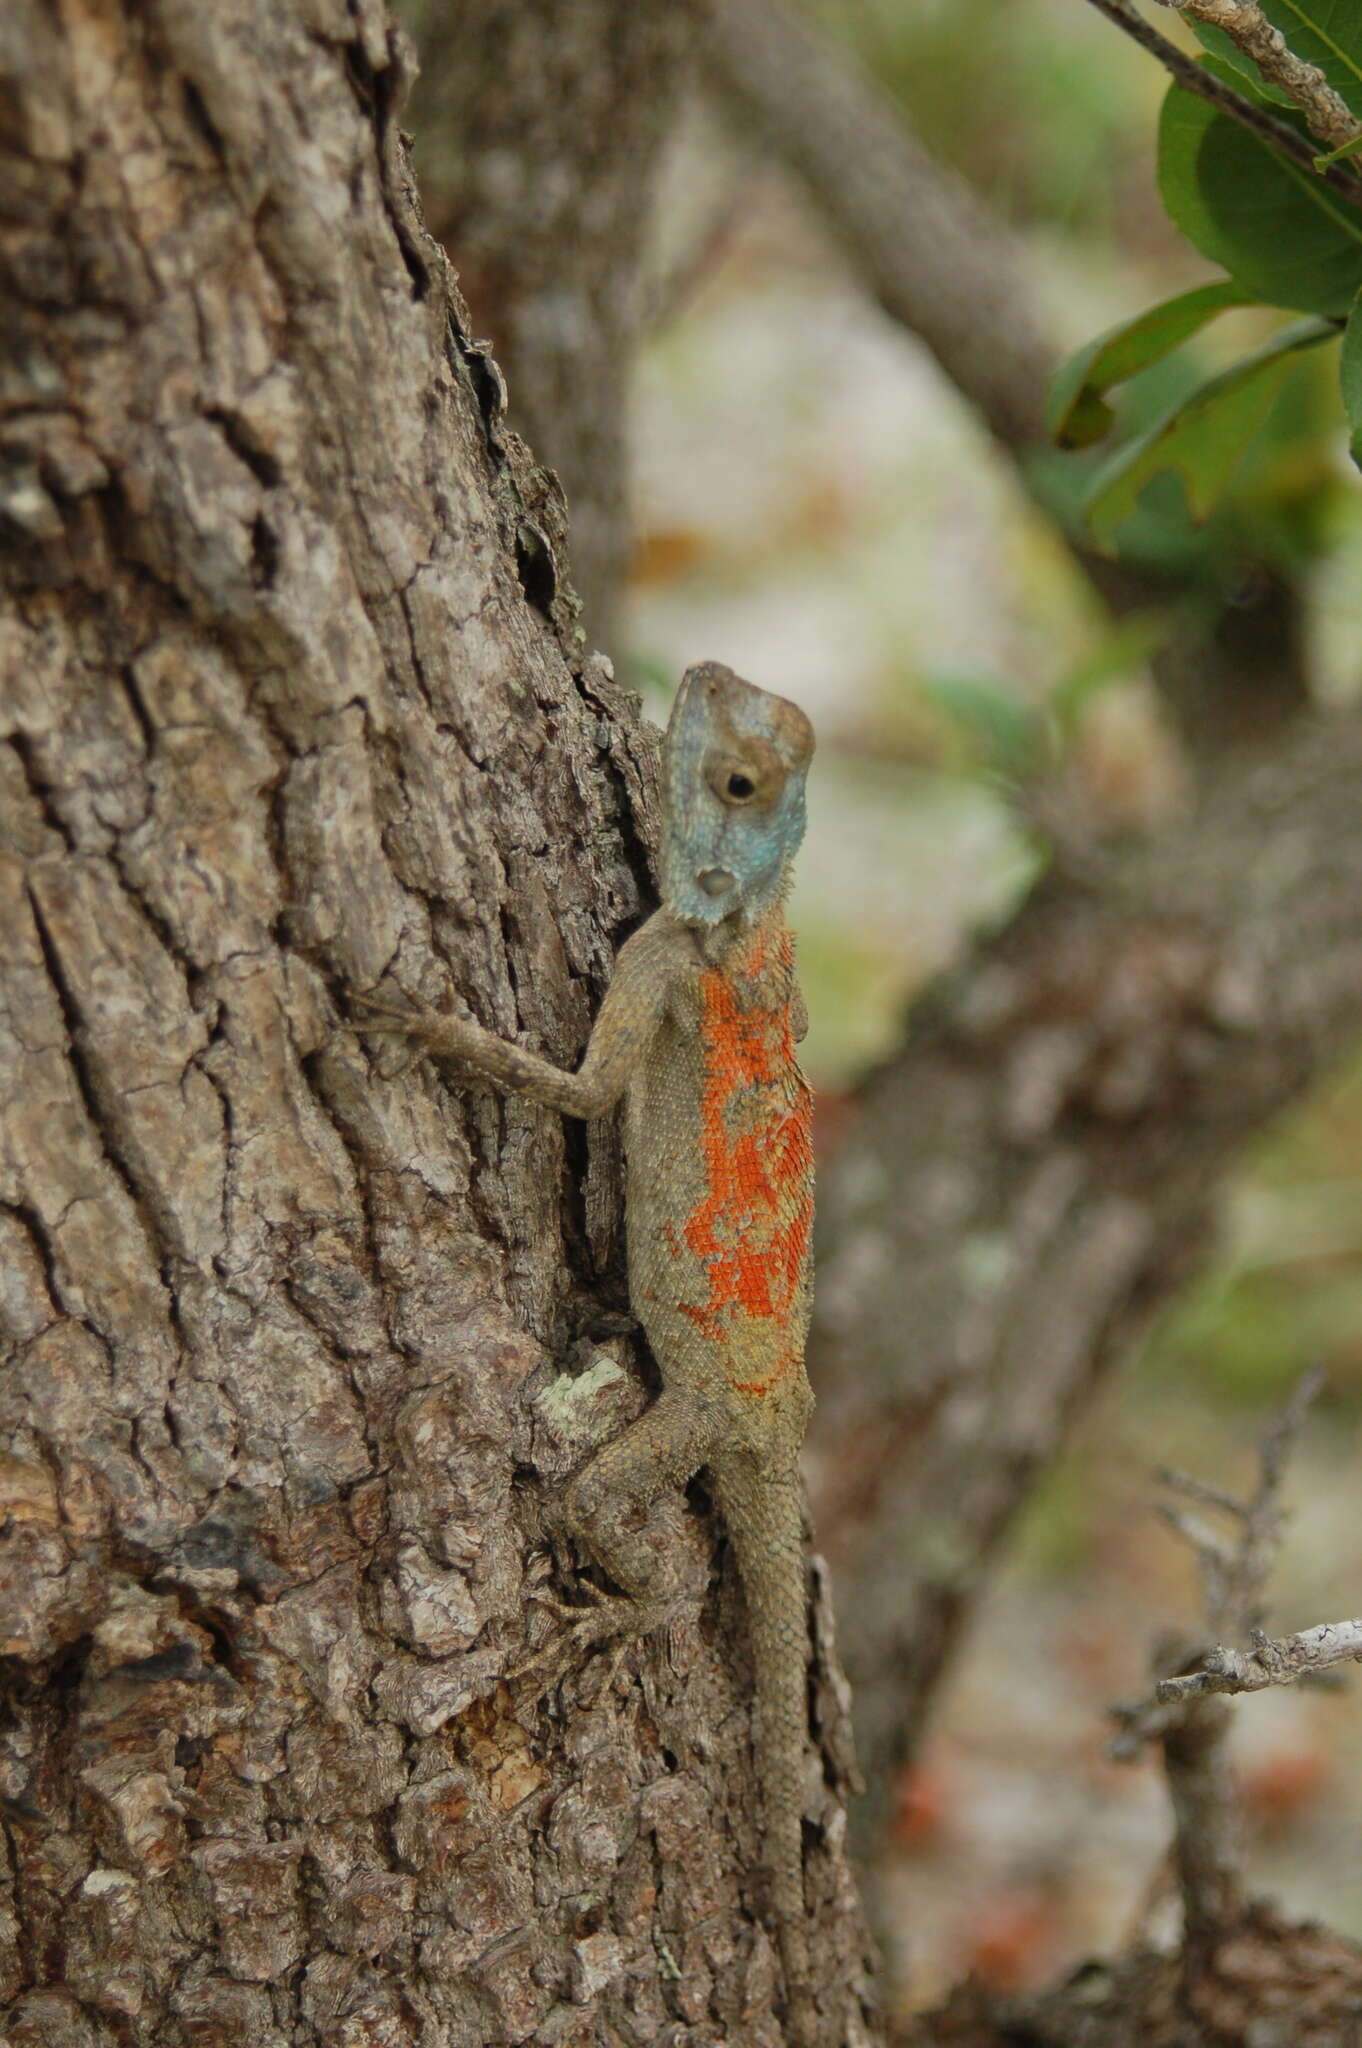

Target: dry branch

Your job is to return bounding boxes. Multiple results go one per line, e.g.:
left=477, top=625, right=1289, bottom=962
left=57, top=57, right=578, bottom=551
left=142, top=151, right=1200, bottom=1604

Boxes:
left=1114, top=1368, right=1318, bottom=1753
left=1105, top=1368, right=1351, bottom=1957
left=1114, top=1368, right=1323, bottom=1750
left=1108, top=1372, right=1331, bottom=1946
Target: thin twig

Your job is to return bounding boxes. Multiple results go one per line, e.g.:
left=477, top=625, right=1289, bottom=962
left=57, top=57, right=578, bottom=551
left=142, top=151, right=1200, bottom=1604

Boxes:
left=1157, top=1614, right=1362, bottom=1701
left=1111, top=1627, right=1213, bottom=1757
left=1155, top=1503, right=1236, bottom=1625
left=1257, top=1361, right=1326, bottom=1492
left=1156, top=1500, right=1238, bottom=1563
left=1156, top=1465, right=1249, bottom=1520
left=1083, top=0, right=1362, bottom=209
left=1224, top=1360, right=1324, bottom=1634
left=1155, top=0, right=1362, bottom=154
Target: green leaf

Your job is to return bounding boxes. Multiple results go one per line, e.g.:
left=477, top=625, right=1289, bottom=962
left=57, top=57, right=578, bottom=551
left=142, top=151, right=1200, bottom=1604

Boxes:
left=1048, top=280, right=1250, bottom=448
left=1083, top=319, right=1335, bottom=550
left=1341, top=289, right=1362, bottom=466
left=1316, top=133, right=1362, bottom=170
left=1159, top=85, right=1362, bottom=316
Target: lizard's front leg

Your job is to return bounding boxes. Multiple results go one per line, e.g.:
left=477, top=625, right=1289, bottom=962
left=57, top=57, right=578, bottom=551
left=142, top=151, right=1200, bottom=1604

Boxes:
left=349, top=909, right=689, bottom=1119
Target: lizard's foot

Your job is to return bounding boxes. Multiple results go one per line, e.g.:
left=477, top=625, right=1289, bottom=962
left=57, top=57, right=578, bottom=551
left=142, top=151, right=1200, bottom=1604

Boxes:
left=525, top=1576, right=621, bottom=1626
left=348, top=985, right=441, bottom=1034
left=348, top=987, right=485, bottom=1065
left=509, top=1581, right=672, bottom=1699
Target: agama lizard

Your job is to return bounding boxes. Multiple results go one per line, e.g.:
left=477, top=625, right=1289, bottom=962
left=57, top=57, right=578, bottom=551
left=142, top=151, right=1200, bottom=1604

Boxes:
left=358, top=663, right=821, bottom=2041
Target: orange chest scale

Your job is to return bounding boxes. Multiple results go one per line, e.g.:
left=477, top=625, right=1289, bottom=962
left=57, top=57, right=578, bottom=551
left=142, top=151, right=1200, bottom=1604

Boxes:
left=674, top=928, right=814, bottom=1379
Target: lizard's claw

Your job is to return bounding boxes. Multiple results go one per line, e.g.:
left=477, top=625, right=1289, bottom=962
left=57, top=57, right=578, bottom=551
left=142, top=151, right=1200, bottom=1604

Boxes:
left=523, top=1547, right=557, bottom=1593
left=528, top=1578, right=618, bottom=1625
left=347, top=983, right=439, bottom=1036
left=348, top=985, right=486, bottom=1066
left=507, top=1613, right=609, bottom=1695
left=344, top=987, right=437, bottom=1079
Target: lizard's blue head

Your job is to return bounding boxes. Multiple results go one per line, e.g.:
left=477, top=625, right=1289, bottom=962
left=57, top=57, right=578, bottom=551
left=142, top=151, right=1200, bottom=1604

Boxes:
left=660, top=662, right=815, bottom=928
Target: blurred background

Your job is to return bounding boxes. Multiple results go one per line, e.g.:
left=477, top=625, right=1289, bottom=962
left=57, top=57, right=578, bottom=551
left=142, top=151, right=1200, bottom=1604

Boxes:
left=405, top=0, right=1362, bottom=2010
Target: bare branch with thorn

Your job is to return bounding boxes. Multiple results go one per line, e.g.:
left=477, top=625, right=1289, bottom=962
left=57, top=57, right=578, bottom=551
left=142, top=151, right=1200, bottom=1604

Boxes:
left=1112, top=1365, right=1328, bottom=1753
left=1109, top=1367, right=1330, bottom=1948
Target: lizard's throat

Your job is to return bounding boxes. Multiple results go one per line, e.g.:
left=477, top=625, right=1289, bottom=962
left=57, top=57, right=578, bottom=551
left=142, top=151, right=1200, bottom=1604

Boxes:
left=668, top=848, right=791, bottom=933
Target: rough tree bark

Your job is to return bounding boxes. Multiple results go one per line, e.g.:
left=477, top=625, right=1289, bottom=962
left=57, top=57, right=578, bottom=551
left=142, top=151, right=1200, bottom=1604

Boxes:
left=0, top=5, right=873, bottom=2043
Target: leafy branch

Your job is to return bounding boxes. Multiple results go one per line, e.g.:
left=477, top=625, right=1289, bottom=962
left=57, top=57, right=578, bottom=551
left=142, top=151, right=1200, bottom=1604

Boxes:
left=1060, top=0, right=1362, bottom=545
left=1157, top=0, right=1362, bottom=153
left=1083, top=0, right=1362, bottom=204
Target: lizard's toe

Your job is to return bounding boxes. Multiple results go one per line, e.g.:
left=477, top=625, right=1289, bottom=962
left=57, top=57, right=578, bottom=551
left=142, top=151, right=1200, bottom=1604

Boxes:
left=508, top=1588, right=671, bottom=1698
left=348, top=988, right=436, bottom=1034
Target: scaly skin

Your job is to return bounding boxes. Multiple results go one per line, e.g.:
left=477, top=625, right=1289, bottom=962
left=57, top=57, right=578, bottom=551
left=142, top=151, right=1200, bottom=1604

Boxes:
left=355, top=663, right=821, bottom=2043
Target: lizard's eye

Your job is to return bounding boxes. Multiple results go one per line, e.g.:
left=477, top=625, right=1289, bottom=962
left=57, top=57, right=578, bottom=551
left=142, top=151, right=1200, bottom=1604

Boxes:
left=705, top=742, right=780, bottom=809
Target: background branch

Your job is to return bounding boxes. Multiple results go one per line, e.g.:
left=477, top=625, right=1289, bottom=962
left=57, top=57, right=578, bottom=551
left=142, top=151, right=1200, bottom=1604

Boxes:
left=1114, top=1365, right=1326, bottom=1743
left=705, top=0, right=1056, bottom=453
left=706, top=0, right=1318, bottom=757
left=807, top=721, right=1362, bottom=1852
left=402, top=0, right=700, bottom=651
left=1114, top=1373, right=1322, bottom=1946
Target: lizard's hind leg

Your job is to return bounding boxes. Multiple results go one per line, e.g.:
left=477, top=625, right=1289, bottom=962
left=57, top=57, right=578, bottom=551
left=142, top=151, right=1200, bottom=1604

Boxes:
left=514, top=1385, right=719, bottom=1691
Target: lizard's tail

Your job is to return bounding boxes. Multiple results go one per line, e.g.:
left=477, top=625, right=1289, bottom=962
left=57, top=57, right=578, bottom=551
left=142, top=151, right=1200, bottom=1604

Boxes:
left=723, top=1477, right=818, bottom=2047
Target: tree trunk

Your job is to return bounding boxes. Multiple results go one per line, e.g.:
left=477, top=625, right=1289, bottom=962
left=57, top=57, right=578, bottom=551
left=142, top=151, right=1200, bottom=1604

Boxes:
left=403, top=0, right=699, bottom=654
left=0, top=6, right=872, bottom=2042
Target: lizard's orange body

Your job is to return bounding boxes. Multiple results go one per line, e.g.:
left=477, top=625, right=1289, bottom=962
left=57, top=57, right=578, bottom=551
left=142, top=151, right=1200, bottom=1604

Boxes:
left=682, top=927, right=814, bottom=1398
